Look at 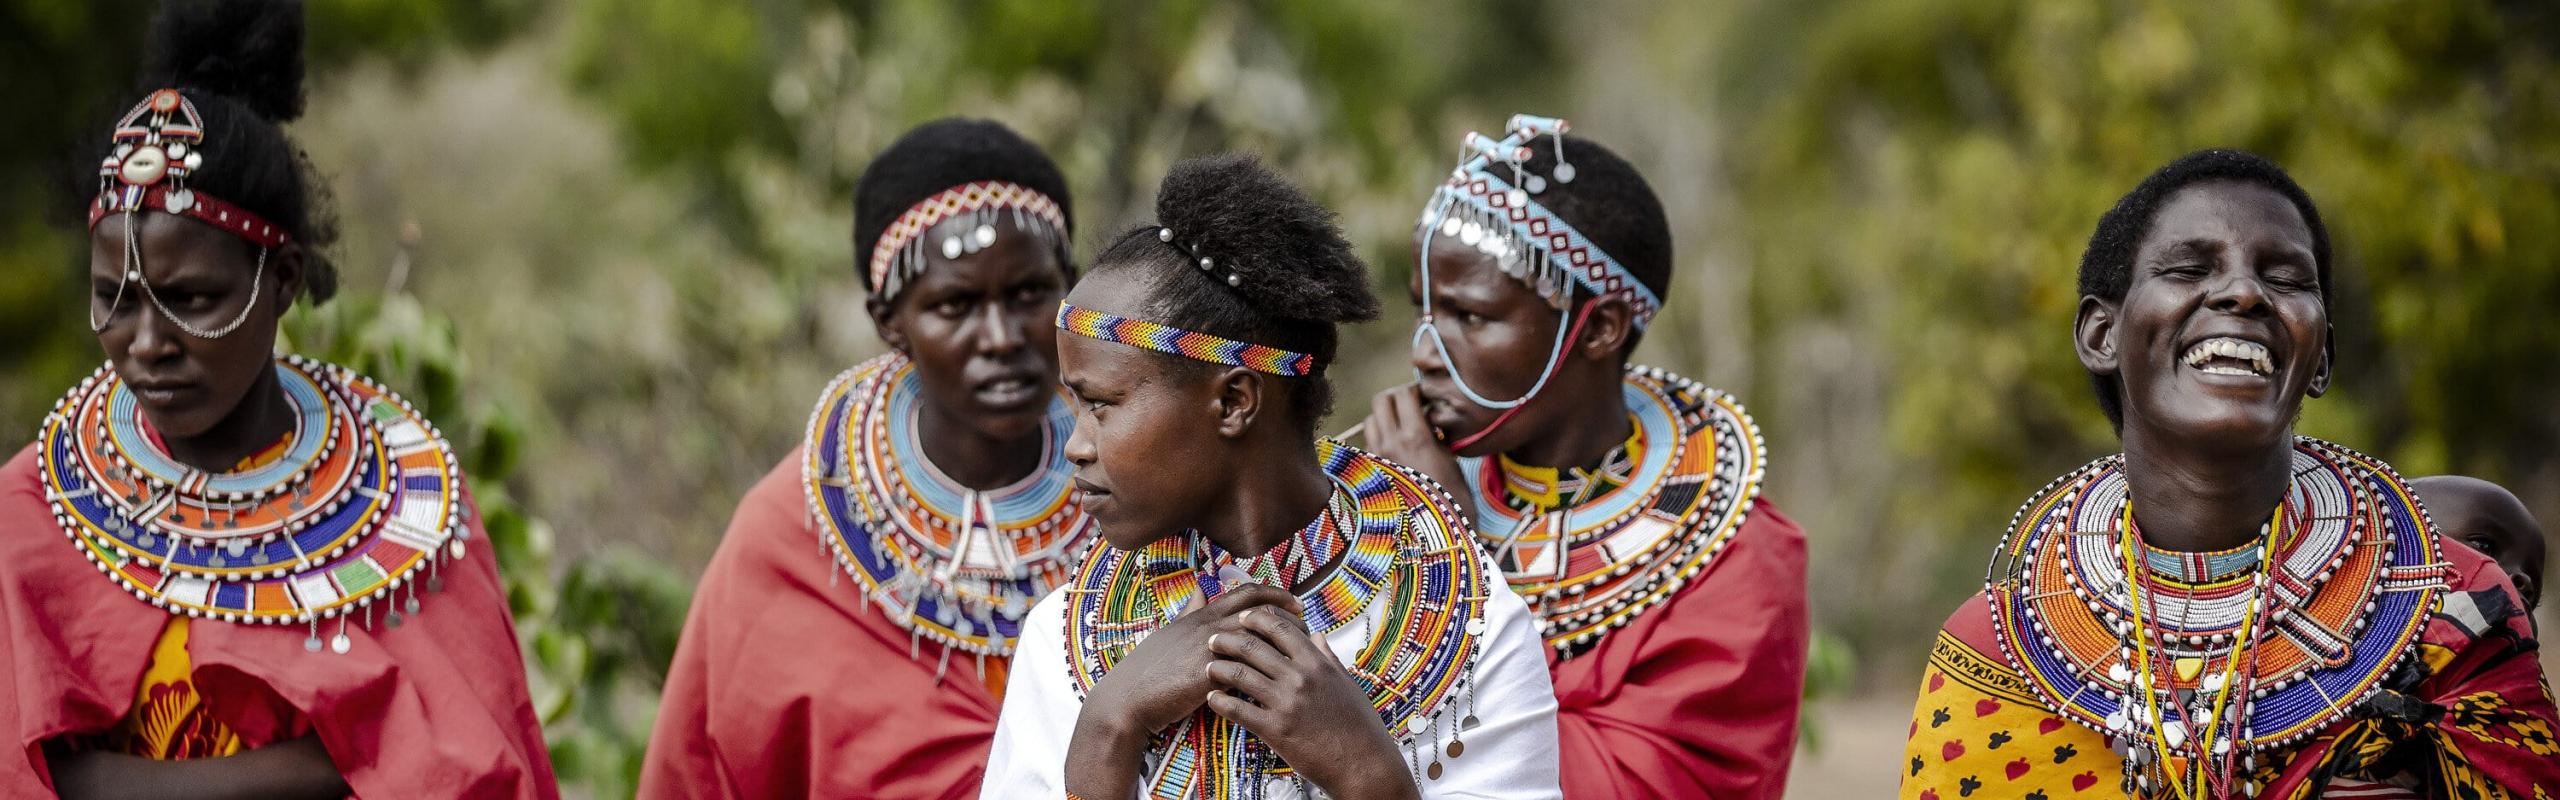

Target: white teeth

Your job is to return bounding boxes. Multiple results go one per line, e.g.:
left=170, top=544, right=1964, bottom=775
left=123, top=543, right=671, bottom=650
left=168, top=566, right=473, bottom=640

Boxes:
left=2184, top=337, right=2273, bottom=375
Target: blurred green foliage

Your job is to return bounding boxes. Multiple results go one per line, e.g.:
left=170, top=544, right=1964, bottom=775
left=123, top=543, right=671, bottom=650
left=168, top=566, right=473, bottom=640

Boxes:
left=6, top=0, right=2559, bottom=795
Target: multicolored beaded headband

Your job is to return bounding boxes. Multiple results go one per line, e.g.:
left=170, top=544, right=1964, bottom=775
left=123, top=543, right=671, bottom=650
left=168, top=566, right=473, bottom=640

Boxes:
left=867, top=180, right=1069, bottom=300
left=1414, top=114, right=1660, bottom=328
left=1056, top=303, right=1316, bottom=376
left=88, top=88, right=292, bottom=339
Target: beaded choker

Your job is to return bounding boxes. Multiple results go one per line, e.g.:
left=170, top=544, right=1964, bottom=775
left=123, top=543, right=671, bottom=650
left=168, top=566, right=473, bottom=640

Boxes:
left=803, top=354, right=1095, bottom=671
left=1983, top=438, right=2450, bottom=797
left=1063, top=441, right=1491, bottom=797
left=1055, top=303, right=1316, bottom=377
left=1457, top=367, right=1765, bottom=656
left=37, top=356, right=468, bottom=654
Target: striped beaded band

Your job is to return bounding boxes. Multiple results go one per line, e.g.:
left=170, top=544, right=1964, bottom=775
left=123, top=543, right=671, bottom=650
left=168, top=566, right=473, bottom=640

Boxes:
left=1055, top=303, right=1317, bottom=377
left=1416, top=114, right=1660, bottom=328
left=867, top=180, right=1068, bottom=300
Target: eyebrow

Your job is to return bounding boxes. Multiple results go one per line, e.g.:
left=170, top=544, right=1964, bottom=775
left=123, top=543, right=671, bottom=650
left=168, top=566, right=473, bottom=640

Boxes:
left=2147, top=240, right=2220, bottom=264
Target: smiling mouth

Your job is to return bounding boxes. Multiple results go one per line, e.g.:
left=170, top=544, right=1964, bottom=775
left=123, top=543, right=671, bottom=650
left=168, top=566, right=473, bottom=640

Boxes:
left=2182, top=337, right=2274, bottom=377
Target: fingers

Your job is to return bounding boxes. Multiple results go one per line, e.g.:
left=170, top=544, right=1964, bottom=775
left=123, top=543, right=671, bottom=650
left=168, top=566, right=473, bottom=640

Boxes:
left=1237, top=605, right=1327, bottom=665
left=1213, top=614, right=1301, bottom=676
left=1209, top=581, right=1304, bottom=616
left=1204, top=689, right=1274, bottom=731
left=1204, top=634, right=1281, bottom=697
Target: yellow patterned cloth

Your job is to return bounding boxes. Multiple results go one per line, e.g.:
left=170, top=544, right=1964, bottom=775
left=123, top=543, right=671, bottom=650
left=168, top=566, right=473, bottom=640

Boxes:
left=98, top=618, right=244, bottom=759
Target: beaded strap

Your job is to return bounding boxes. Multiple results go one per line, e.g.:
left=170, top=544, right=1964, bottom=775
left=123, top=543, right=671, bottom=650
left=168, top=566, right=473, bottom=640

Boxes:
left=867, top=180, right=1068, bottom=299
left=89, top=89, right=290, bottom=248
left=1056, top=303, right=1316, bottom=376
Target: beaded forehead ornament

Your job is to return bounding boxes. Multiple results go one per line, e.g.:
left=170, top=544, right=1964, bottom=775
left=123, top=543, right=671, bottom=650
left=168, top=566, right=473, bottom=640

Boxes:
left=1056, top=303, right=1317, bottom=377
left=1410, top=115, right=1661, bottom=440
left=89, top=88, right=293, bottom=339
left=38, top=355, right=470, bottom=654
left=868, top=180, right=1069, bottom=301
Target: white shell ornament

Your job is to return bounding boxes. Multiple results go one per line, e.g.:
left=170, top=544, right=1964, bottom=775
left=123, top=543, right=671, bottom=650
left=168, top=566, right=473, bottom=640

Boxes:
left=120, top=146, right=169, bottom=186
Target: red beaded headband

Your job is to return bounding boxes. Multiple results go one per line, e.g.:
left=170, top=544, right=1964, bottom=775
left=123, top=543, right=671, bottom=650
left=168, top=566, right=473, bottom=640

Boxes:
left=867, top=180, right=1067, bottom=299
left=88, top=89, right=293, bottom=249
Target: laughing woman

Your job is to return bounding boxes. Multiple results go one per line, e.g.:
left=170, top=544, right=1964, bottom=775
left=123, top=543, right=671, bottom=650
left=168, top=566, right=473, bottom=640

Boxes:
left=641, top=119, right=1094, bottom=799
left=980, top=155, right=1562, bottom=799
left=0, top=1, right=555, bottom=796
left=1901, top=150, right=2560, bottom=798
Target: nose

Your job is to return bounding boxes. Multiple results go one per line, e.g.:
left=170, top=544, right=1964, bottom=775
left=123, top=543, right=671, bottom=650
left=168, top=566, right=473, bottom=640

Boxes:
left=1409, top=324, right=1449, bottom=374
left=2204, top=265, right=2269, bottom=315
left=123, top=306, right=183, bottom=365
left=1062, top=409, right=1096, bottom=467
left=975, top=303, right=1027, bottom=356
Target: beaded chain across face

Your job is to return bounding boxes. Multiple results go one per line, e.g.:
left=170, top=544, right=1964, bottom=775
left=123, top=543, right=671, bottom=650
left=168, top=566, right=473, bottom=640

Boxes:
left=38, top=355, right=469, bottom=654
left=1982, top=437, right=2450, bottom=798
left=1456, top=366, right=1765, bottom=656
left=1062, top=442, right=1493, bottom=798
left=803, top=353, right=1096, bottom=671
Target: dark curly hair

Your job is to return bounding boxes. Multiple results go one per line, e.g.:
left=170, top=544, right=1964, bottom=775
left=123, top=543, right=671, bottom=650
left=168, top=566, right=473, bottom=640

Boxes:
left=88, top=0, right=339, bottom=303
left=1089, top=154, right=1382, bottom=433
left=2077, top=149, right=2333, bottom=431
left=851, top=118, right=1076, bottom=296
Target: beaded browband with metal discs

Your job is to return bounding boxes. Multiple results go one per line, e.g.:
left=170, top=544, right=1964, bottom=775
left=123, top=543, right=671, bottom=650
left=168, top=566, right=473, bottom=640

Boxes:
left=803, top=353, right=1096, bottom=671
left=867, top=180, right=1068, bottom=302
left=1982, top=437, right=2449, bottom=796
left=1063, top=441, right=1493, bottom=797
left=1457, top=366, right=1765, bottom=656
left=87, top=88, right=294, bottom=341
left=37, top=355, right=469, bottom=654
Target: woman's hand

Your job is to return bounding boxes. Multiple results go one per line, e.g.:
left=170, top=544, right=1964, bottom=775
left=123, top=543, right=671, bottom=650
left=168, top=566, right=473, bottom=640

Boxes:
left=46, top=734, right=349, bottom=800
left=1067, top=584, right=1304, bottom=797
left=1365, top=385, right=1467, bottom=498
left=1204, top=606, right=1422, bottom=800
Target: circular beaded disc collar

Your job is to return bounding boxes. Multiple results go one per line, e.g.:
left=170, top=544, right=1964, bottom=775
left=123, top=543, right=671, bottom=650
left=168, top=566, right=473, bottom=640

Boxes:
left=38, top=355, right=466, bottom=628
left=1458, top=366, right=1765, bottom=655
left=1983, top=437, right=2446, bottom=751
left=803, top=353, right=1095, bottom=658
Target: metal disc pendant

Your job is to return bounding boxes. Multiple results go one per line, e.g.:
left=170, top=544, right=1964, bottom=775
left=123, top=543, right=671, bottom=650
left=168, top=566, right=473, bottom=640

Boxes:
left=329, top=633, right=352, bottom=654
left=1427, top=760, right=1443, bottom=780
left=1446, top=739, right=1465, bottom=758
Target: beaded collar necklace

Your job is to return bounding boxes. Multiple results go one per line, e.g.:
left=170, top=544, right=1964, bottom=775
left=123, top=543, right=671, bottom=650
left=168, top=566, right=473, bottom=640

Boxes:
left=1457, top=366, right=1765, bottom=656
left=802, top=353, right=1095, bottom=674
left=1063, top=442, right=1492, bottom=797
left=1983, top=438, right=2450, bottom=797
left=38, top=356, right=468, bottom=654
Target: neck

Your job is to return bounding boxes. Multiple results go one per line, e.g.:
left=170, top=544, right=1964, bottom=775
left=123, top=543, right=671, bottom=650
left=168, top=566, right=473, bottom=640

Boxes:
left=1196, top=437, right=1332, bottom=562
left=915, top=399, right=1046, bottom=491
left=2120, top=421, right=2295, bottom=553
left=161, top=364, right=293, bottom=473
left=1504, top=366, right=1631, bottom=470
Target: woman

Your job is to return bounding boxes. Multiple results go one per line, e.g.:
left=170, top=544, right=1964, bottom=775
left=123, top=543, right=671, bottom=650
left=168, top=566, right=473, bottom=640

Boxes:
left=1901, top=150, right=2560, bottom=798
left=641, top=119, right=1094, bottom=798
left=980, top=155, right=1561, bottom=799
left=1362, top=115, right=1807, bottom=799
left=0, top=1, right=555, bottom=796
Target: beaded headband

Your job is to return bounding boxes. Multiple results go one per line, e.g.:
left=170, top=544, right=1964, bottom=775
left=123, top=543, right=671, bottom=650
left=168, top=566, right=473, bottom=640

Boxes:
left=87, top=88, right=290, bottom=339
left=1415, top=114, right=1660, bottom=328
left=868, top=180, right=1069, bottom=300
left=1055, top=303, right=1315, bottom=376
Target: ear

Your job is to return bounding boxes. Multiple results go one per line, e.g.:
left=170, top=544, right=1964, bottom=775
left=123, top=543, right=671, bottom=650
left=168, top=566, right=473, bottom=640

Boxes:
left=2306, top=323, right=2334, bottom=398
left=272, top=241, right=306, bottom=305
left=2073, top=296, right=2121, bottom=379
left=866, top=294, right=910, bottom=354
left=1572, top=293, right=1636, bottom=361
left=1210, top=367, right=1266, bottom=439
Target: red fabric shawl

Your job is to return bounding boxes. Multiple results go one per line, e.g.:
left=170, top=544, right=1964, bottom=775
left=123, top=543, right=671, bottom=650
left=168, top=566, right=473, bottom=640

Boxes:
left=639, top=450, right=1001, bottom=800
left=1551, top=498, right=1809, bottom=800
left=0, top=445, right=558, bottom=797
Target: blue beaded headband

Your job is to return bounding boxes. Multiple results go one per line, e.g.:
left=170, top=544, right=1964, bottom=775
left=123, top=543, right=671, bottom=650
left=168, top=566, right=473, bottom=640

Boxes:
left=1414, top=114, right=1661, bottom=328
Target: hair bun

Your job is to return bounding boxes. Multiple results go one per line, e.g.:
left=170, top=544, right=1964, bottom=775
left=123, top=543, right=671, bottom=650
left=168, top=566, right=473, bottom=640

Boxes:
left=1154, top=154, right=1381, bottom=325
left=145, top=0, right=307, bottom=123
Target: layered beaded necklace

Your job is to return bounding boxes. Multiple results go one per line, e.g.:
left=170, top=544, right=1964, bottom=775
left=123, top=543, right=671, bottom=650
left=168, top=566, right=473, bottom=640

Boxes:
left=1457, top=366, right=1764, bottom=656
left=1064, top=442, right=1491, bottom=799
left=37, top=355, right=468, bottom=654
left=1984, top=438, right=2450, bottom=798
left=803, top=354, right=1094, bottom=675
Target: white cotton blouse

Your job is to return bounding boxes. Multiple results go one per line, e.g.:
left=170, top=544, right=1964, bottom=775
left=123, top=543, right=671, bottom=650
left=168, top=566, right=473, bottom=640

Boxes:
left=980, top=558, right=1562, bottom=799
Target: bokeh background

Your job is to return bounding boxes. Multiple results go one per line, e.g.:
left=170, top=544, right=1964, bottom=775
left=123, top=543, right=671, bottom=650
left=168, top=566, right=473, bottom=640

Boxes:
left=6, top=1, right=2557, bottom=796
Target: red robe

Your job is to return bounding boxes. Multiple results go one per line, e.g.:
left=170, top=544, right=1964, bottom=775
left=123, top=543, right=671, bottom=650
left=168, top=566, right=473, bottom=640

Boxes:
left=0, top=445, right=557, bottom=797
left=640, top=450, right=999, bottom=799
left=1552, top=499, right=1808, bottom=800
